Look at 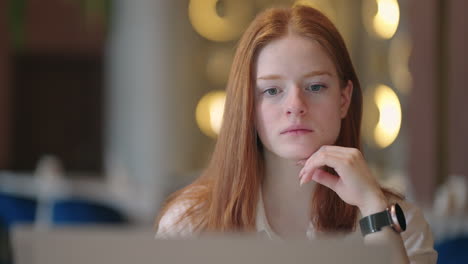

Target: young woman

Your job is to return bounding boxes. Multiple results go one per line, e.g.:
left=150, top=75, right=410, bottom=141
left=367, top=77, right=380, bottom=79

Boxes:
left=156, top=5, right=437, bottom=263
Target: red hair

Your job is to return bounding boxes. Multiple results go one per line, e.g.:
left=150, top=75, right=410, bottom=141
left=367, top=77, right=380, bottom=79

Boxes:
left=157, top=5, right=377, bottom=234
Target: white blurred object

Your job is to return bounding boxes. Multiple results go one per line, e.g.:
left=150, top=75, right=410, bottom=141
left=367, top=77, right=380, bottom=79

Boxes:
left=107, top=157, right=132, bottom=199
left=106, top=156, right=157, bottom=224
left=35, top=155, right=64, bottom=185
left=433, top=174, right=468, bottom=217
left=422, top=175, right=468, bottom=241
left=34, top=155, right=66, bottom=229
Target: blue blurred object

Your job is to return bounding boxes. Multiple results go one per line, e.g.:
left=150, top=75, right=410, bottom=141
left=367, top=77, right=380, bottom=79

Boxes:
left=435, top=236, right=468, bottom=264
left=0, top=192, right=127, bottom=227
left=0, top=193, right=37, bottom=229
left=52, top=198, right=128, bottom=225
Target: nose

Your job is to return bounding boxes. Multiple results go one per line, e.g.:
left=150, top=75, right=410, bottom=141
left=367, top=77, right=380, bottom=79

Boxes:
left=285, top=89, right=307, bottom=116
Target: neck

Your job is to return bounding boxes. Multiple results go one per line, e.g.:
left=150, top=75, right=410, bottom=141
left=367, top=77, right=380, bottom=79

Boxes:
left=261, top=150, right=315, bottom=238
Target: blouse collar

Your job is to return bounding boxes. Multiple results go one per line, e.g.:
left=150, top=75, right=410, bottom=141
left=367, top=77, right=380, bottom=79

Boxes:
left=255, top=188, right=316, bottom=240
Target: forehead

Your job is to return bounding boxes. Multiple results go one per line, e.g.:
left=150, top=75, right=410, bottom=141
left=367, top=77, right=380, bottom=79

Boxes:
left=254, top=34, right=337, bottom=78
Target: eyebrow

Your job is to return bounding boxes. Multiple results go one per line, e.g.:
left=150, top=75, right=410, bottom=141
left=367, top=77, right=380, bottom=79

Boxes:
left=256, top=70, right=333, bottom=80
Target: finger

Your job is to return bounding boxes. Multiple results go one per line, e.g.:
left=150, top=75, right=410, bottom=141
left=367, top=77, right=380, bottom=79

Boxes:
left=299, top=168, right=312, bottom=186
left=300, top=150, right=343, bottom=179
left=309, top=168, right=339, bottom=191
left=316, top=145, right=358, bottom=156
left=300, top=167, right=317, bottom=186
left=296, top=159, right=306, bottom=166
left=300, top=168, right=338, bottom=189
left=299, top=146, right=358, bottom=183
left=301, top=146, right=339, bottom=171
left=314, top=146, right=365, bottom=167
left=307, top=146, right=362, bottom=167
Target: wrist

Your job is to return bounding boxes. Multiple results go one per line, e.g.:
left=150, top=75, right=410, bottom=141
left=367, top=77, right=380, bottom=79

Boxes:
left=359, top=193, right=388, bottom=217
left=359, top=203, right=407, bottom=237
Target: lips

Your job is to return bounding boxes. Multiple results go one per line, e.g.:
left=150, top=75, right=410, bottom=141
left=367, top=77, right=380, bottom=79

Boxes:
left=280, top=125, right=313, bottom=134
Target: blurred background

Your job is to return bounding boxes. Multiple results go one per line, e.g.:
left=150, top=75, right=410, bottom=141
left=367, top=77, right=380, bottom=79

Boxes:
left=0, top=0, right=467, bottom=263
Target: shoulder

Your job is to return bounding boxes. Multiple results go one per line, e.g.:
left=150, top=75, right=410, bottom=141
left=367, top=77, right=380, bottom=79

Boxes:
left=389, top=197, right=438, bottom=263
left=155, top=185, right=208, bottom=239
left=155, top=200, right=197, bottom=239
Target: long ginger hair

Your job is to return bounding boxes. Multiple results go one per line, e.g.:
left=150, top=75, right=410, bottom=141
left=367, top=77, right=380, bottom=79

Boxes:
left=157, top=5, right=366, bottom=233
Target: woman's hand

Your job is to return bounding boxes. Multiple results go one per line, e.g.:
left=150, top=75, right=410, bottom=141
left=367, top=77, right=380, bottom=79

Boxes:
left=297, top=145, right=388, bottom=216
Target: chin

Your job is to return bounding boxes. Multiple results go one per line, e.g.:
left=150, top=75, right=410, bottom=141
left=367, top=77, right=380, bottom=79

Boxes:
left=278, top=147, right=317, bottom=161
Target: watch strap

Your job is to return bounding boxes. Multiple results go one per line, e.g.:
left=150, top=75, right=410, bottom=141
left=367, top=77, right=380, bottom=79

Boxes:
left=359, top=210, right=392, bottom=236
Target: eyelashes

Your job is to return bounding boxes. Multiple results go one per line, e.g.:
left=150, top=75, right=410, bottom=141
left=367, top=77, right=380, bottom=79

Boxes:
left=263, top=87, right=280, bottom=96
left=306, top=84, right=327, bottom=92
left=259, top=83, right=327, bottom=97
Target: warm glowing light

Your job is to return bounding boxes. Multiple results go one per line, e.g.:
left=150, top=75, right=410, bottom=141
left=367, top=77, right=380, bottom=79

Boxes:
left=361, top=88, right=379, bottom=147
left=196, top=91, right=226, bottom=138
left=209, top=96, right=225, bottom=134
left=374, top=85, right=401, bottom=148
left=373, top=0, right=400, bottom=39
left=188, top=0, right=253, bottom=42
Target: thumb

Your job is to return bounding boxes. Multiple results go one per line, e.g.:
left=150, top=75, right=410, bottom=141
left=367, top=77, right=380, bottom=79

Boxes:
left=296, top=159, right=307, bottom=166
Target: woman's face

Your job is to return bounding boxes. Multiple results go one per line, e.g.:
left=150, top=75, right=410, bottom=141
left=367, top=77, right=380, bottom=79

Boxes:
left=254, top=34, right=352, bottom=160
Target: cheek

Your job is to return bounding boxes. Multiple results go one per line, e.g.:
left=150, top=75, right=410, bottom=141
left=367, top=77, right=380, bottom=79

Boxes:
left=255, top=103, right=277, bottom=140
left=317, top=104, right=343, bottom=139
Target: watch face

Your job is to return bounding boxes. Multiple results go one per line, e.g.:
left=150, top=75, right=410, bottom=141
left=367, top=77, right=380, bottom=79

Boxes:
left=394, top=203, right=406, bottom=231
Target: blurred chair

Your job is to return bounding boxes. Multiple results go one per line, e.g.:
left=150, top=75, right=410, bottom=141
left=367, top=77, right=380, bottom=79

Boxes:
left=0, top=217, right=12, bottom=264
left=0, top=193, right=35, bottom=264
left=0, top=192, right=127, bottom=227
left=0, top=193, right=37, bottom=229
left=51, top=198, right=127, bottom=225
left=435, top=236, right=468, bottom=264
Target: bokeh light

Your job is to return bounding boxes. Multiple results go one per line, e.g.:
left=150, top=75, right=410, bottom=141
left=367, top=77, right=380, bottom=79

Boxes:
left=374, top=84, right=401, bottom=148
left=363, top=84, right=402, bottom=148
left=373, top=0, right=400, bottom=39
left=362, top=0, right=400, bottom=39
left=362, top=88, right=380, bottom=148
left=196, top=90, right=226, bottom=138
left=188, top=0, right=254, bottom=42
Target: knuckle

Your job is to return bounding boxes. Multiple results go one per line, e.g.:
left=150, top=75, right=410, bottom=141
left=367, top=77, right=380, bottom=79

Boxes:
left=319, top=145, right=326, bottom=153
left=318, top=151, right=327, bottom=160
left=350, top=148, right=360, bottom=156
left=343, top=156, right=353, bottom=166
left=350, top=148, right=362, bottom=160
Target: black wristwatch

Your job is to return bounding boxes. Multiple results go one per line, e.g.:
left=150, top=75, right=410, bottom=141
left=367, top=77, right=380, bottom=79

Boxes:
left=359, top=203, right=407, bottom=237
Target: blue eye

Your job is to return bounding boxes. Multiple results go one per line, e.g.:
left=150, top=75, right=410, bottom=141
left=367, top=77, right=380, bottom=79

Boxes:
left=264, top=88, right=279, bottom=95
left=307, top=84, right=325, bottom=92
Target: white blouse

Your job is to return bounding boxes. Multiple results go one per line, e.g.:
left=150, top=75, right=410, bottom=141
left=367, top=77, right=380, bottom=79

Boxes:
left=156, top=193, right=438, bottom=264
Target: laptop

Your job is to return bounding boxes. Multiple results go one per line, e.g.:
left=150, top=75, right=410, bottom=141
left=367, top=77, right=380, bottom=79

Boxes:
left=12, top=225, right=391, bottom=264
